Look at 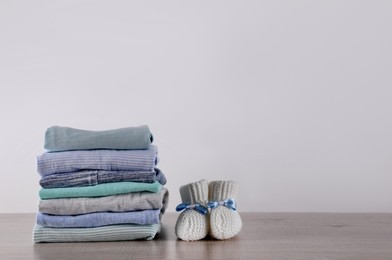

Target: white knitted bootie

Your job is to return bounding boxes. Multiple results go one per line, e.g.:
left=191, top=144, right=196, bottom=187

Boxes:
left=175, top=179, right=209, bottom=241
left=208, top=180, right=242, bottom=240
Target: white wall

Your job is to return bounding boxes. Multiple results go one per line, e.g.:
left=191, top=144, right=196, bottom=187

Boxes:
left=1, top=0, right=391, bottom=213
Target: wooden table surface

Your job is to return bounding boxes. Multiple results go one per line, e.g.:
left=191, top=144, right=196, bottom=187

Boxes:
left=1, top=213, right=392, bottom=259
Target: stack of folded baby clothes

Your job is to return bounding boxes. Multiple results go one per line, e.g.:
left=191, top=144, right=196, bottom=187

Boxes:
left=33, top=125, right=169, bottom=243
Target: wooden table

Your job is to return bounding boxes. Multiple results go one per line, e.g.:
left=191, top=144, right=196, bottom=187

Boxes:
left=1, top=213, right=391, bottom=259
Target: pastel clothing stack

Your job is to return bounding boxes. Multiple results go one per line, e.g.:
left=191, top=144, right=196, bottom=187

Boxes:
left=33, top=125, right=169, bottom=243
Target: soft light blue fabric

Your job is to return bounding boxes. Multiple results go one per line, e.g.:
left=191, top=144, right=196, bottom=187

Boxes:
left=39, top=168, right=166, bottom=188
left=44, top=125, right=153, bottom=152
left=37, top=209, right=162, bottom=227
left=37, top=146, right=158, bottom=176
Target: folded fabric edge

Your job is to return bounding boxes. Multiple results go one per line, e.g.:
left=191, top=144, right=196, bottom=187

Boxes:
left=32, top=223, right=161, bottom=243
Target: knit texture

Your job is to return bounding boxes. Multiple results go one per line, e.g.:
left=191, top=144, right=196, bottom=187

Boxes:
left=33, top=223, right=160, bottom=243
left=175, top=179, right=209, bottom=241
left=208, top=180, right=242, bottom=240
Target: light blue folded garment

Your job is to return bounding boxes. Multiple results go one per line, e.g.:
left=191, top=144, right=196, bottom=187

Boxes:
left=44, top=125, right=153, bottom=152
left=36, top=209, right=162, bottom=227
left=33, top=223, right=161, bottom=243
left=37, top=145, right=158, bottom=176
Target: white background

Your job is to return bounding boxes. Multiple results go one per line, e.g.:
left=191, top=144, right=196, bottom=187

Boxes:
left=1, top=1, right=391, bottom=213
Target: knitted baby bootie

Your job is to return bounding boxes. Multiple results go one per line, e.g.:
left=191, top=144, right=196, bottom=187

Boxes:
left=208, top=180, right=242, bottom=240
left=175, top=179, right=209, bottom=241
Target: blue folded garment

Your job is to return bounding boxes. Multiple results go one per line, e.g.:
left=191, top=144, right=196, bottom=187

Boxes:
left=36, top=209, right=162, bottom=228
left=44, top=125, right=153, bottom=152
left=39, top=168, right=167, bottom=188
left=37, top=145, right=158, bottom=176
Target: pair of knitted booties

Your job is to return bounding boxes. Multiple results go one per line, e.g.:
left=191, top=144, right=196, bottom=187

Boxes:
left=175, top=179, right=242, bottom=241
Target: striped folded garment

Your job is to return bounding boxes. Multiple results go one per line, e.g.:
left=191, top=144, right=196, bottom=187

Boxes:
left=39, top=181, right=162, bottom=200
left=37, top=145, right=158, bottom=176
left=33, top=224, right=161, bottom=243
left=39, top=168, right=167, bottom=188
left=44, top=125, right=153, bottom=152
left=39, top=188, right=169, bottom=215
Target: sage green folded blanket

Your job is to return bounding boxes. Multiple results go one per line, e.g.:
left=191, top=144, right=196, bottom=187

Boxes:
left=33, top=223, right=160, bottom=243
left=44, top=125, right=153, bottom=152
left=39, top=181, right=161, bottom=200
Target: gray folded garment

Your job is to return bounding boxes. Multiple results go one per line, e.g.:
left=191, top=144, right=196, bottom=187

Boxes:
left=33, top=223, right=161, bottom=243
left=44, top=125, right=153, bottom=152
left=38, top=187, right=169, bottom=215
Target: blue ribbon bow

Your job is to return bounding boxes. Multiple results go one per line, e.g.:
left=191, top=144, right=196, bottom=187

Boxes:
left=207, top=198, right=237, bottom=211
left=175, top=202, right=208, bottom=215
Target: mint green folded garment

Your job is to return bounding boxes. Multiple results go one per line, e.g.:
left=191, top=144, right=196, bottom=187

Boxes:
left=33, top=223, right=160, bottom=243
left=39, top=181, right=161, bottom=200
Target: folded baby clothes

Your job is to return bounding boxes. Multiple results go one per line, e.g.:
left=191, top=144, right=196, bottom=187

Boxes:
left=44, top=125, right=153, bottom=152
left=39, top=168, right=166, bottom=188
left=39, top=181, right=162, bottom=200
left=39, top=187, right=169, bottom=215
left=34, top=125, right=168, bottom=243
left=33, top=224, right=161, bottom=243
left=37, top=209, right=163, bottom=228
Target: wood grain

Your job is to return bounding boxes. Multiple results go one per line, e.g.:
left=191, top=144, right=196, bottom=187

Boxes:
left=1, top=213, right=391, bottom=259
